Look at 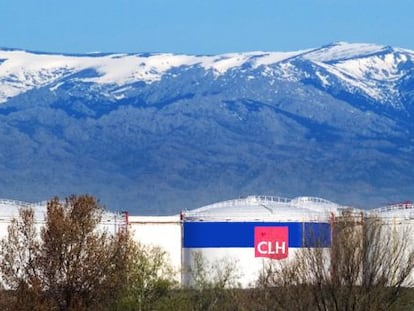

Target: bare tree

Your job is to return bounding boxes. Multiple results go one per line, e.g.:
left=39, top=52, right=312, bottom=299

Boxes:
left=257, top=214, right=414, bottom=311
left=0, top=208, right=40, bottom=290
left=0, top=208, right=45, bottom=311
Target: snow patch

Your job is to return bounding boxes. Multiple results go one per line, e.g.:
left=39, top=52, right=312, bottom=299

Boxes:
left=304, top=42, right=386, bottom=62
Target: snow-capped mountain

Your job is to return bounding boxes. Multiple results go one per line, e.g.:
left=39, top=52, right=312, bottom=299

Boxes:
left=1, top=42, right=413, bottom=107
left=0, top=48, right=306, bottom=103
left=0, top=42, right=413, bottom=214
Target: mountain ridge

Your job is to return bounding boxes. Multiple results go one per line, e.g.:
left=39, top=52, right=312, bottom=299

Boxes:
left=0, top=42, right=413, bottom=214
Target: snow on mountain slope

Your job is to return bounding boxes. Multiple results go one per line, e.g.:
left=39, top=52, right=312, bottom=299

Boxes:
left=293, top=42, right=414, bottom=106
left=0, top=42, right=413, bottom=107
left=303, top=42, right=387, bottom=62
left=0, top=49, right=305, bottom=103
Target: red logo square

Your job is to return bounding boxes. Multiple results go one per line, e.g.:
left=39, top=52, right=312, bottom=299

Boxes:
left=254, top=226, right=289, bottom=260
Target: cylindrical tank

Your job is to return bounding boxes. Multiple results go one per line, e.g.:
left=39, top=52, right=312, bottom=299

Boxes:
left=0, top=199, right=47, bottom=238
left=369, top=202, right=414, bottom=284
left=369, top=202, right=414, bottom=242
left=181, top=195, right=347, bottom=287
left=0, top=199, right=127, bottom=239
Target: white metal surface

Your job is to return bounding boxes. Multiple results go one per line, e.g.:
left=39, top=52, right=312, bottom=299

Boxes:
left=0, top=199, right=127, bottom=238
left=183, top=195, right=348, bottom=221
left=128, top=215, right=182, bottom=280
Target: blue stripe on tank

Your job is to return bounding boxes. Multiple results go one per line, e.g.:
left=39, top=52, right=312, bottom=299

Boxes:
left=183, top=222, right=331, bottom=248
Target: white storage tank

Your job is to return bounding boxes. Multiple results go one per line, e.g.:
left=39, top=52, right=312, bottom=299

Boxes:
left=369, top=201, right=414, bottom=220
left=0, top=199, right=127, bottom=240
left=128, top=215, right=182, bottom=281
left=0, top=199, right=47, bottom=238
left=181, top=195, right=347, bottom=287
left=369, top=202, right=414, bottom=243
left=369, top=201, right=414, bottom=283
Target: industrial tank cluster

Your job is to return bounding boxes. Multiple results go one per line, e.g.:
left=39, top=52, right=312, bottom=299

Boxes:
left=1, top=196, right=414, bottom=287
left=128, top=195, right=414, bottom=286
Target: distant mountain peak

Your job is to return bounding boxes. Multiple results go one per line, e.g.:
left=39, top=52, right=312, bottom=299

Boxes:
left=0, top=42, right=413, bottom=105
left=0, top=42, right=413, bottom=214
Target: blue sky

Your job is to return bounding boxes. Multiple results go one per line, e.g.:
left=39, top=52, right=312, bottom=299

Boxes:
left=1, top=0, right=413, bottom=54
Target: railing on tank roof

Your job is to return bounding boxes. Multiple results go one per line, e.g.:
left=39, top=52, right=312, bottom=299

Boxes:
left=0, top=199, right=46, bottom=209
left=189, top=195, right=291, bottom=213
left=0, top=199, right=45, bottom=223
left=369, top=202, right=414, bottom=215
left=183, top=195, right=348, bottom=221
left=248, top=195, right=291, bottom=204
left=290, top=196, right=337, bottom=205
left=0, top=209, right=128, bottom=233
left=183, top=214, right=329, bottom=222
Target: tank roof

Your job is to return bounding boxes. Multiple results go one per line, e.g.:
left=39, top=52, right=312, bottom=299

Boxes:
left=0, top=199, right=47, bottom=220
left=183, top=195, right=349, bottom=221
left=0, top=198, right=121, bottom=222
left=369, top=202, right=414, bottom=218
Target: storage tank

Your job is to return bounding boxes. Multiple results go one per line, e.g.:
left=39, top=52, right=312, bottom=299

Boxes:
left=0, top=199, right=47, bottom=238
left=369, top=201, right=414, bottom=219
left=0, top=199, right=127, bottom=240
left=128, top=215, right=182, bottom=281
left=181, top=195, right=348, bottom=287
left=369, top=201, right=414, bottom=284
left=369, top=202, right=414, bottom=243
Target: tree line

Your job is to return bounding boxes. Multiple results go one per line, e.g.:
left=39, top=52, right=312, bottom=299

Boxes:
left=0, top=195, right=414, bottom=310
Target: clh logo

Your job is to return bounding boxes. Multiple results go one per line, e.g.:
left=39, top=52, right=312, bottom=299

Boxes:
left=254, top=226, right=289, bottom=260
